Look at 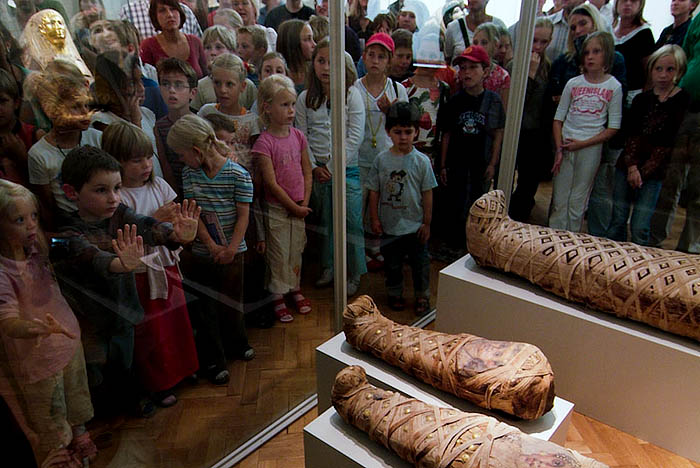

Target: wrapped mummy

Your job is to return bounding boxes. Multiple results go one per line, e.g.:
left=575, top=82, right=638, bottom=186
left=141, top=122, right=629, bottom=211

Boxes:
left=467, top=190, right=700, bottom=342
left=332, top=365, right=607, bottom=468
left=344, top=296, right=555, bottom=420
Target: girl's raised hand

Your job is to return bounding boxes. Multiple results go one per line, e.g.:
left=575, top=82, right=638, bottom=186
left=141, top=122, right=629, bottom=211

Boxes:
left=152, top=202, right=178, bottom=222
left=171, top=199, right=201, bottom=243
left=112, top=224, right=145, bottom=271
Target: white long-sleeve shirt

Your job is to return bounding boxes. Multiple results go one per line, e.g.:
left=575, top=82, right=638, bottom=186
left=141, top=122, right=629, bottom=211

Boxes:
left=294, top=86, right=365, bottom=172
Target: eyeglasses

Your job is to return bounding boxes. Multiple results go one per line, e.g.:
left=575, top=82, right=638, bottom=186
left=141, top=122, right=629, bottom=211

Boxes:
left=161, top=80, right=190, bottom=90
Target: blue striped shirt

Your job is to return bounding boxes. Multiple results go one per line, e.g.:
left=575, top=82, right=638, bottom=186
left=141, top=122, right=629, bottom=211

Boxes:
left=183, top=159, right=253, bottom=256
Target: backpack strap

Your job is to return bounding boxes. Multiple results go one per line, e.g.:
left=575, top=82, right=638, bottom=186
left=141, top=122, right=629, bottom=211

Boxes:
left=458, top=17, right=469, bottom=48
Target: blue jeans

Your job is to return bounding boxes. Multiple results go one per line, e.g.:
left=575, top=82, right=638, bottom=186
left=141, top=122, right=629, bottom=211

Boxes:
left=312, top=167, right=367, bottom=278
left=608, top=168, right=662, bottom=245
left=380, top=232, right=430, bottom=299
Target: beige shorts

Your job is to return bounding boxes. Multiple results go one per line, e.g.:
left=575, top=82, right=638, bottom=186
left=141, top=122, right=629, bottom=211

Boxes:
left=264, top=203, right=306, bottom=294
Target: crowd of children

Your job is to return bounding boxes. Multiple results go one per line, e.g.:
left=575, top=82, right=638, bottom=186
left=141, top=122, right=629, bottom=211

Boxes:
left=1, top=0, right=700, bottom=465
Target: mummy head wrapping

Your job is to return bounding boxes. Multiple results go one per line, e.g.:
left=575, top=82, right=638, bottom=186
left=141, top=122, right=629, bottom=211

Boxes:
left=344, top=296, right=555, bottom=420
left=466, top=190, right=700, bottom=342
left=332, top=365, right=607, bottom=468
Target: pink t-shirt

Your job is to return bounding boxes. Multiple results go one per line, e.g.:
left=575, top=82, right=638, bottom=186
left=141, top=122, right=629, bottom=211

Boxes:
left=252, top=127, right=307, bottom=204
left=0, top=249, right=80, bottom=384
left=140, top=34, right=208, bottom=79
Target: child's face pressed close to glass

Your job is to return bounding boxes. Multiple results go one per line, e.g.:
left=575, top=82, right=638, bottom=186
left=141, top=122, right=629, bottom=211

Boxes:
left=582, top=38, right=606, bottom=74
left=266, top=90, right=296, bottom=127
left=212, top=68, right=245, bottom=110
left=2, top=197, right=39, bottom=253
left=388, top=125, right=417, bottom=154
left=300, top=24, right=316, bottom=61
left=260, top=57, right=286, bottom=80
left=363, top=44, right=390, bottom=76
left=121, top=154, right=154, bottom=188
left=160, top=71, right=195, bottom=110
left=205, top=39, right=231, bottom=67
left=74, top=170, right=122, bottom=222
left=313, top=47, right=330, bottom=86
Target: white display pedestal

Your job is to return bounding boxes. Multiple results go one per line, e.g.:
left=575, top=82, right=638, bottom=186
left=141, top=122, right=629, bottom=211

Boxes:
left=435, top=254, right=700, bottom=462
left=315, top=332, right=574, bottom=445
left=304, top=407, right=410, bottom=468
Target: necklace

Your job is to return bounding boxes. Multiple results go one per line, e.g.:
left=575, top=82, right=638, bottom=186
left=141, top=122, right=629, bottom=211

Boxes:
left=363, top=77, right=386, bottom=148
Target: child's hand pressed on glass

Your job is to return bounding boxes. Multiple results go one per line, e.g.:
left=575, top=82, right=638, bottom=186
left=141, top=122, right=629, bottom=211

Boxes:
left=152, top=201, right=178, bottom=222
left=112, top=224, right=145, bottom=271
left=171, top=199, right=201, bottom=243
left=29, top=313, right=76, bottom=340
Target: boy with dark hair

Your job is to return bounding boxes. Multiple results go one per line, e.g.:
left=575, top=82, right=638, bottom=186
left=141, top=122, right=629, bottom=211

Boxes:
left=55, top=145, right=199, bottom=415
left=389, top=28, right=415, bottom=83
left=437, top=45, right=505, bottom=249
left=154, top=58, right=198, bottom=199
left=366, top=101, right=437, bottom=315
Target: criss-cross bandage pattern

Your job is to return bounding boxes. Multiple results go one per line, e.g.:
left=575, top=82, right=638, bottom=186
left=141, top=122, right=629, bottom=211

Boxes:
left=332, top=366, right=608, bottom=468
left=343, top=296, right=555, bottom=420
left=467, top=191, right=700, bottom=342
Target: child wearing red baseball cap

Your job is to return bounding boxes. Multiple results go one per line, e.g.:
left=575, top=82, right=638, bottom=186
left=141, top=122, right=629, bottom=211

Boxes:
left=353, top=32, right=409, bottom=273
left=437, top=44, right=505, bottom=250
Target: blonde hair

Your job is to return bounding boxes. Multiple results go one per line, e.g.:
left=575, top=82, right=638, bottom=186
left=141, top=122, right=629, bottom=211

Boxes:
left=167, top=114, right=232, bottom=158
left=215, top=8, right=244, bottom=30
left=211, top=52, right=247, bottom=82
left=102, top=121, right=155, bottom=182
left=238, top=25, right=268, bottom=52
left=612, top=0, right=647, bottom=27
left=257, top=74, right=296, bottom=126
left=309, top=15, right=329, bottom=43
left=473, top=22, right=499, bottom=58
left=203, top=25, right=237, bottom=52
left=647, top=44, right=687, bottom=86
left=0, top=179, right=47, bottom=254
left=260, top=52, right=289, bottom=75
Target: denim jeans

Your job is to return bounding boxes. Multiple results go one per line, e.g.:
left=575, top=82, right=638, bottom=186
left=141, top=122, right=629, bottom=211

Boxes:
left=380, top=232, right=430, bottom=299
left=608, top=168, right=662, bottom=245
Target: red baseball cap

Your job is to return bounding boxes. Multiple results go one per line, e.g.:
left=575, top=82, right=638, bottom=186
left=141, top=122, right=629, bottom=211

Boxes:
left=452, top=45, right=490, bottom=67
left=365, top=32, right=395, bottom=54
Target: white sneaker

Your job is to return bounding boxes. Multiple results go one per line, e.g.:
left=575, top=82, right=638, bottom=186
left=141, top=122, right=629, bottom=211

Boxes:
left=347, top=278, right=360, bottom=297
left=315, top=268, right=334, bottom=288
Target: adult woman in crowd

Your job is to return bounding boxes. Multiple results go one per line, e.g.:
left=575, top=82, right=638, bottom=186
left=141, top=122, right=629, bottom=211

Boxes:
left=231, top=0, right=277, bottom=52
left=348, top=0, right=371, bottom=42
left=140, top=0, right=208, bottom=78
left=181, top=0, right=209, bottom=30
left=548, top=4, right=627, bottom=101
left=71, top=0, right=106, bottom=38
left=613, top=0, right=654, bottom=107
left=656, top=0, right=698, bottom=49
left=444, top=0, right=506, bottom=64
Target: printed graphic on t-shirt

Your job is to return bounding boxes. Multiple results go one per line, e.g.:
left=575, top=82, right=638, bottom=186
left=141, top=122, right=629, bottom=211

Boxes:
left=384, top=169, right=407, bottom=207
left=571, top=86, right=614, bottom=116
left=458, top=111, right=485, bottom=135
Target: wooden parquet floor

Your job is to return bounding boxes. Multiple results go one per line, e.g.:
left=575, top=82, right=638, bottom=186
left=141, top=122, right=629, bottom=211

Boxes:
left=233, top=407, right=700, bottom=468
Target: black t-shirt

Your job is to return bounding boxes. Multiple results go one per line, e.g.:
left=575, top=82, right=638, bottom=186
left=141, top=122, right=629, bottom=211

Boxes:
left=615, top=27, right=655, bottom=91
left=437, top=89, right=505, bottom=169
left=264, top=4, right=315, bottom=31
